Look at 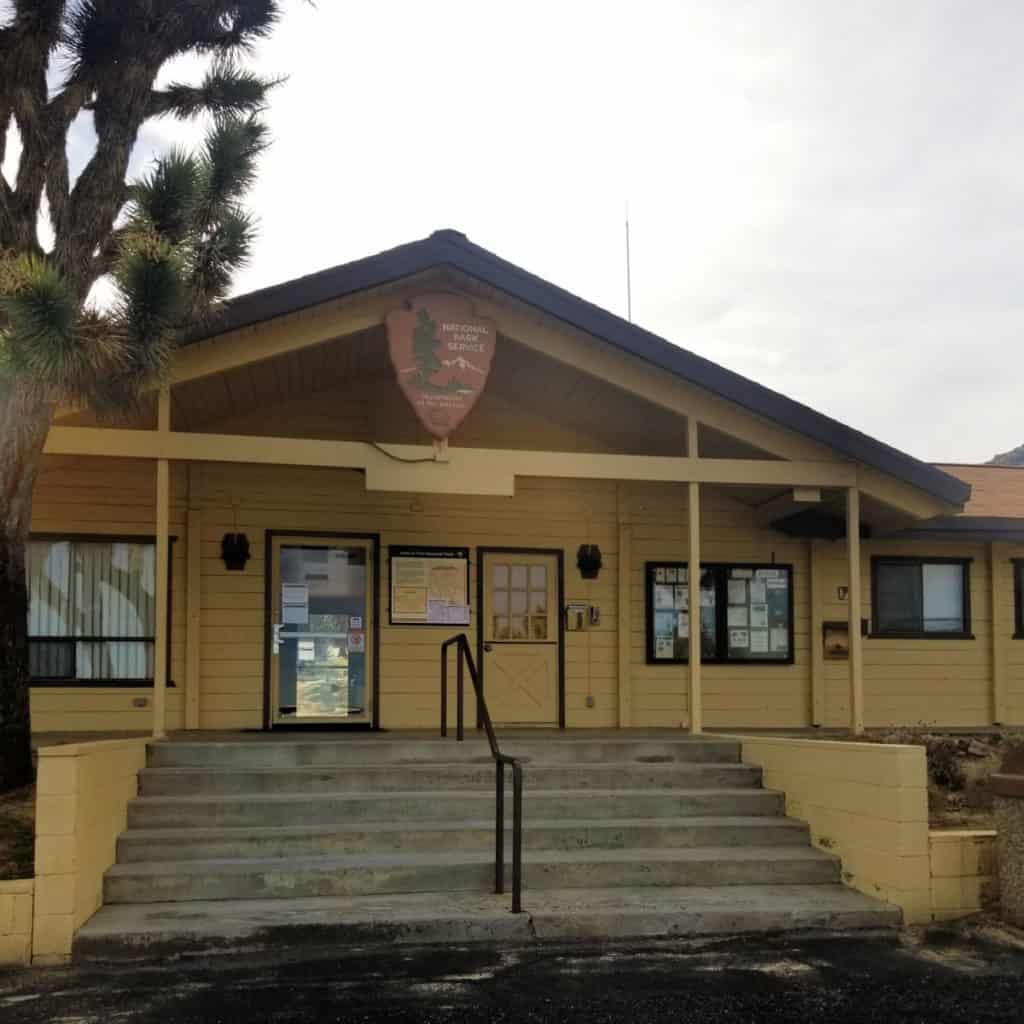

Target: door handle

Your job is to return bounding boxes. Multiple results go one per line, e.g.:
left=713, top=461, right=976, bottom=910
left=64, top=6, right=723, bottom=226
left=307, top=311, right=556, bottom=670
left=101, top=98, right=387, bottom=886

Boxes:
left=272, top=623, right=282, bottom=655
left=483, top=643, right=493, bottom=653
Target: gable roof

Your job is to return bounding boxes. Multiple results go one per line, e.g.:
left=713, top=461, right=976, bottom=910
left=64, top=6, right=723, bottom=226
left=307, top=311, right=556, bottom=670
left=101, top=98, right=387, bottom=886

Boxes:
left=187, top=228, right=970, bottom=508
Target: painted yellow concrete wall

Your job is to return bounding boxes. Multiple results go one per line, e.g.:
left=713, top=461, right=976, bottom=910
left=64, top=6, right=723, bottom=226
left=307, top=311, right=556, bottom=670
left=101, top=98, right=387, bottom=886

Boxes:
left=29, top=456, right=188, bottom=733
left=929, top=829, right=999, bottom=921
left=735, top=735, right=931, bottom=924
left=0, top=880, right=34, bottom=966
left=32, top=738, right=149, bottom=964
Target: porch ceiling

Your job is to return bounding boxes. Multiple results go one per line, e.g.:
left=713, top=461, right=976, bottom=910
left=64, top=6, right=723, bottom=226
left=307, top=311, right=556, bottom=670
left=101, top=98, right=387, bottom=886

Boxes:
left=154, top=324, right=785, bottom=461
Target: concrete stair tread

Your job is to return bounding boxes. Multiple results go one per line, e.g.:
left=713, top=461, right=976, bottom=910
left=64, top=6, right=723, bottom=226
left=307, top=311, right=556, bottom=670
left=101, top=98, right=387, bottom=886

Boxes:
left=141, top=762, right=756, bottom=772
left=107, top=845, right=836, bottom=877
left=74, top=884, right=899, bottom=961
left=130, top=786, right=782, bottom=806
left=118, top=815, right=807, bottom=842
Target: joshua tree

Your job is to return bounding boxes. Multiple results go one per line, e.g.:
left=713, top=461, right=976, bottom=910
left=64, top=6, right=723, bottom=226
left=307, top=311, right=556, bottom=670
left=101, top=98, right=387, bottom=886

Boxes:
left=0, top=1, right=286, bottom=790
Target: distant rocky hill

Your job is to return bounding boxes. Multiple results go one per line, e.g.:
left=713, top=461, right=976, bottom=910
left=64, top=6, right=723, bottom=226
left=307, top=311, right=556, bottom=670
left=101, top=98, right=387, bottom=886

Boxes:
left=989, top=444, right=1024, bottom=466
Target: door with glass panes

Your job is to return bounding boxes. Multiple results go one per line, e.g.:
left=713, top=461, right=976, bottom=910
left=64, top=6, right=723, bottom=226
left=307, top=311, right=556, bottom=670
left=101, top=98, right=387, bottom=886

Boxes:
left=481, top=552, right=559, bottom=725
left=269, top=536, right=374, bottom=725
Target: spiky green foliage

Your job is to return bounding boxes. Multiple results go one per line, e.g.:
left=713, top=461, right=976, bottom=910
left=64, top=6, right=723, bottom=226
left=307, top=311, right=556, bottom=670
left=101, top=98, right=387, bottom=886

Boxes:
left=0, top=4, right=281, bottom=408
left=0, top=1, right=286, bottom=793
left=151, top=59, right=285, bottom=119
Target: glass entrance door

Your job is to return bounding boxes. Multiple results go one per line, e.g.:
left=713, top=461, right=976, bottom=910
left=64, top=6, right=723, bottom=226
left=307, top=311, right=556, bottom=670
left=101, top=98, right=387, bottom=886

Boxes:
left=270, top=536, right=374, bottom=725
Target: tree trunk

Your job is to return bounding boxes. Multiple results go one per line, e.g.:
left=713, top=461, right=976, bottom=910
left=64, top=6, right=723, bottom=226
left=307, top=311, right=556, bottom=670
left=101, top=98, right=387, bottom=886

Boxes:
left=0, top=382, right=53, bottom=791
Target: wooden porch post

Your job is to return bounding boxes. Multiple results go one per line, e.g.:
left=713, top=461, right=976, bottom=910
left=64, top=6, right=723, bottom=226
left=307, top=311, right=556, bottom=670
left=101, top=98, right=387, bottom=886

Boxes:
left=688, top=481, right=703, bottom=734
left=809, top=538, right=825, bottom=726
left=153, top=387, right=170, bottom=739
left=846, top=485, right=864, bottom=734
left=185, top=464, right=202, bottom=730
left=991, top=542, right=1008, bottom=725
left=687, top=417, right=702, bottom=734
left=616, top=484, right=632, bottom=728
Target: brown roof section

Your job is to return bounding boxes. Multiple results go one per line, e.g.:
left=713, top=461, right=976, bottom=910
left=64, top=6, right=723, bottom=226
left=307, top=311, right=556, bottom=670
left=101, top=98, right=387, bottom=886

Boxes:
left=935, top=464, right=1024, bottom=518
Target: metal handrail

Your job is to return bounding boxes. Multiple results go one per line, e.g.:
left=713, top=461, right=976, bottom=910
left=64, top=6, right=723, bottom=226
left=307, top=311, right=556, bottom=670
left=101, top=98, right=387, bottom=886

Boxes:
left=440, top=633, right=524, bottom=913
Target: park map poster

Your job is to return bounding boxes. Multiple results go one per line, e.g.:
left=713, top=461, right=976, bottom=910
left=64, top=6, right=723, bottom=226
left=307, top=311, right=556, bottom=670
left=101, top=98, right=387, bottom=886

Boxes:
left=389, top=546, right=470, bottom=625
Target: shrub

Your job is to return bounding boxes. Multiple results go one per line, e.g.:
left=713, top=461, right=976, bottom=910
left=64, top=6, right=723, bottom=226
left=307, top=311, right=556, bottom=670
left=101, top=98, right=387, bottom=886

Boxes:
left=926, top=737, right=966, bottom=791
left=1000, top=730, right=1024, bottom=773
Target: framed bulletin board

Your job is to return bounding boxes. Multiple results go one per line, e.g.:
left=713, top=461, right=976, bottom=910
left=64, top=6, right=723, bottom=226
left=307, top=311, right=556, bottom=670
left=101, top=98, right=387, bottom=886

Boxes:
left=388, top=546, right=470, bottom=625
left=645, top=561, right=794, bottom=665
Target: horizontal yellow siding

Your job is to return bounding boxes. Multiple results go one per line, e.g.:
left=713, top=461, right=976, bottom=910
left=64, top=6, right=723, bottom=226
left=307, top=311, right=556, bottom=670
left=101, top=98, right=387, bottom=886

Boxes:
left=29, top=457, right=187, bottom=732
left=193, top=465, right=620, bottom=729
left=625, top=485, right=812, bottom=729
left=28, top=456, right=1024, bottom=733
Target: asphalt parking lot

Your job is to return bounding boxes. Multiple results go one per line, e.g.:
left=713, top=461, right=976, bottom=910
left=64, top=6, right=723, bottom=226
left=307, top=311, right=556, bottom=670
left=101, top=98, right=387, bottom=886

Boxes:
left=3, top=926, right=1024, bottom=1023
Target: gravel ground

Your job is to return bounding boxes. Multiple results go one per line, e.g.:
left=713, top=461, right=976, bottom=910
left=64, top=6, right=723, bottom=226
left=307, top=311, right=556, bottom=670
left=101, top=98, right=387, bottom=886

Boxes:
left=3, top=925, right=1024, bottom=1023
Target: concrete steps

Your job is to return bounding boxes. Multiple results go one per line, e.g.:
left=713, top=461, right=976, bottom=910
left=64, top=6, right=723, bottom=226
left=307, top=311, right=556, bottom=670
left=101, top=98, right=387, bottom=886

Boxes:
left=126, top=787, right=786, bottom=829
left=147, top=737, right=743, bottom=768
left=104, top=846, right=840, bottom=903
left=116, top=816, right=811, bottom=862
left=75, top=886, right=902, bottom=962
left=80, top=734, right=900, bottom=959
left=136, top=761, right=762, bottom=796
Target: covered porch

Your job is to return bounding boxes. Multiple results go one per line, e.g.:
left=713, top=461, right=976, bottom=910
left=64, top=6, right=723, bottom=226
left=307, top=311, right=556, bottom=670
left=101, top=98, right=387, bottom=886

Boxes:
left=32, top=245, right=966, bottom=738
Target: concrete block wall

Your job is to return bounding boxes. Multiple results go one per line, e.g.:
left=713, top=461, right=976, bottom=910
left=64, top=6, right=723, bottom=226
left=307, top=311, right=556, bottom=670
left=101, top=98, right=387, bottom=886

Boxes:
left=929, top=830, right=999, bottom=921
left=0, top=880, right=34, bottom=966
left=735, top=736, right=931, bottom=923
left=32, top=738, right=149, bottom=964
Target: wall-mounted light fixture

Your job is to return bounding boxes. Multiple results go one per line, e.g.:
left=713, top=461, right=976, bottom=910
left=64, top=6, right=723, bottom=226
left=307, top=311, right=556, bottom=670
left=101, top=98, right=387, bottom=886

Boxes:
left=576, top=544, right=603, bottom=580
left=221, top=532, right=251, bottom=571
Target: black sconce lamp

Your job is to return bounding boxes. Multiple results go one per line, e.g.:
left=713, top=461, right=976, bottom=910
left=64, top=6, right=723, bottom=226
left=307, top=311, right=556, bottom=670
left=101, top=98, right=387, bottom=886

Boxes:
left=221, top=532, right=251, bottom=571
left=576, top=544, right=602, bottom=580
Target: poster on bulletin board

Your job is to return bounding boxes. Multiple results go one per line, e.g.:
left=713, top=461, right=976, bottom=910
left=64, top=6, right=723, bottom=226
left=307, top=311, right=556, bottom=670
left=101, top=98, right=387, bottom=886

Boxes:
left=389, top=546, right=470, bottom=625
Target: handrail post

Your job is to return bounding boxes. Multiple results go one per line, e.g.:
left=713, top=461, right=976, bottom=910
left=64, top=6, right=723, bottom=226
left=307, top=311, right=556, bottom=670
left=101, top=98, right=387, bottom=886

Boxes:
left=456, top=642, right=465, bottom=741
left=495, top=760, right=505, bottom=894
left=440, top=643, right=448, bottom=738
left=439, top=632, right=523, bottom=912
left=512, top=762, right=523, bottom=914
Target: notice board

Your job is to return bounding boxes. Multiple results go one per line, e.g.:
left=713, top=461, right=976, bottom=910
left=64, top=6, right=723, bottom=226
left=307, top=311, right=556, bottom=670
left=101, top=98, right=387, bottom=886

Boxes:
left=389, top=546, right=470, bottom=625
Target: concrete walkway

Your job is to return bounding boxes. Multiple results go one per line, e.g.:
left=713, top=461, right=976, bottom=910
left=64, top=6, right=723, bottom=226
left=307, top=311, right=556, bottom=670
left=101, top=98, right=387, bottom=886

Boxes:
left=4, top=927, right=1024, bottom=1023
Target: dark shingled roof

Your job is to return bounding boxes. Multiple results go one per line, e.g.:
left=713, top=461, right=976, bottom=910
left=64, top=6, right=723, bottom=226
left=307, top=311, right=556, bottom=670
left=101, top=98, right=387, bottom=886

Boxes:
left=186, top=229, right=970, bottom=508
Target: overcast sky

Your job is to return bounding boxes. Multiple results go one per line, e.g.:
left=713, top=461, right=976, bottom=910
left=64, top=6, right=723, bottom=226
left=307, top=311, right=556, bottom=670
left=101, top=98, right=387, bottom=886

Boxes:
left=6, top=1, right=1023, bottom=464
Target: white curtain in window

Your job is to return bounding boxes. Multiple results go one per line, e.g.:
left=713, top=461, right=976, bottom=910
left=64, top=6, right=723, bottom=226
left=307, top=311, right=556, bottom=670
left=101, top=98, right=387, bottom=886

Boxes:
left=27, top=541, right=72, bottom=636
left=26, top=539, right=156, bottom=680
left=922, top=563, right=963, bottom=632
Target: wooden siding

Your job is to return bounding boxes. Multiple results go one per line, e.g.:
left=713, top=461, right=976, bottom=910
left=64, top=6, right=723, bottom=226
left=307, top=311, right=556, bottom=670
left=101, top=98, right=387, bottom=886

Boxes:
left=625, top=486, right=812, bottom=729
left=935, top=464, right=1024, bottom=517
left=29, top=457, right=188, bottom=732
left=1001, top=543, right=1024, bottom=724
left=819, top=538, right=1024, bottom=728
left=194, top=465, right=619, bottom=729
left=28, top=456, right=1024, bottom=733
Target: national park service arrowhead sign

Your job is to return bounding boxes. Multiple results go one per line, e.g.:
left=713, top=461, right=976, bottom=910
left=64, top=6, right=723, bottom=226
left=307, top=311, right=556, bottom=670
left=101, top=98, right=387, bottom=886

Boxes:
left=386, top=294, right=496, bottom=440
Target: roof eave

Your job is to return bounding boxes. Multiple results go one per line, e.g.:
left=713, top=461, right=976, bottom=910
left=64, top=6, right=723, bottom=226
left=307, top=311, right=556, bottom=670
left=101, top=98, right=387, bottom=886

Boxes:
left=183, top=230, right=971, bottom=509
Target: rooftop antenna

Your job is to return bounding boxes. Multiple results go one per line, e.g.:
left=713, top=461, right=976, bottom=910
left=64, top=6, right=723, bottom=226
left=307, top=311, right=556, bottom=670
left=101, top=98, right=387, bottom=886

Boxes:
left=625, top=201, right=633, bottom=322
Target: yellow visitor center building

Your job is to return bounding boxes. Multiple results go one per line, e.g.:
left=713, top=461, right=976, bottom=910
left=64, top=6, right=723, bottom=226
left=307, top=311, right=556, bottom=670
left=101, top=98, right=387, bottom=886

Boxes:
left=30, top=229, right=1024, bottom=738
